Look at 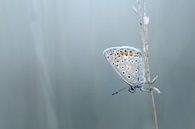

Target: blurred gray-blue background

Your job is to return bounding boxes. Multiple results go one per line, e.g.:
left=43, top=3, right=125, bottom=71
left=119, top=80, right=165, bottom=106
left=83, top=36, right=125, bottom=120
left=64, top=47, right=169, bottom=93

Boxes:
left=0, top=0, right=195, bottom=129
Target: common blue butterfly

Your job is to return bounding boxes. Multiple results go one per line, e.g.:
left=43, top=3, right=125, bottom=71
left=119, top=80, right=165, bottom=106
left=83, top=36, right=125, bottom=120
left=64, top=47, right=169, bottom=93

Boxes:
left=103, top=46, right=159, bottom=95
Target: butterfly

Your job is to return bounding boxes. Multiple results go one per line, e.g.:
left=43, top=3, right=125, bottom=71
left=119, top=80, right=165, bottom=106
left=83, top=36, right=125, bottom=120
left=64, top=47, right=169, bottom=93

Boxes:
left=103, top=46, right=160, bottom=95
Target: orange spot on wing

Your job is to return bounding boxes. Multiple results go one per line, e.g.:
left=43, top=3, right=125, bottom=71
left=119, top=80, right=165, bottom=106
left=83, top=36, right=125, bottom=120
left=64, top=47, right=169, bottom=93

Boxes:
left=120, top=51, right=124, bottom=56
left=124, top=50, right=128, bottom=56
left=134, top=52, right=139, bottom=57
left=129, top=51, right=133, bottom=56
left=114, top=58, right=120, bottom=62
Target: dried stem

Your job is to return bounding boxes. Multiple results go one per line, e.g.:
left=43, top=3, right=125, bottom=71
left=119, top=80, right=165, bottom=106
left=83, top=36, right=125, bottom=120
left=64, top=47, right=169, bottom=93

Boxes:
left=151, top=91, right=159, bottom=129
left=134, top=0, right=159, bottom=129
left=143, top=19, right=159, bottom=129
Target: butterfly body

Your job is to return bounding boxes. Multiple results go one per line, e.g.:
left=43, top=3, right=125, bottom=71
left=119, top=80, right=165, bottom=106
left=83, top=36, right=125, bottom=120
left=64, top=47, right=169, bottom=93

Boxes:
left=103, top=46, right=146, bottom=93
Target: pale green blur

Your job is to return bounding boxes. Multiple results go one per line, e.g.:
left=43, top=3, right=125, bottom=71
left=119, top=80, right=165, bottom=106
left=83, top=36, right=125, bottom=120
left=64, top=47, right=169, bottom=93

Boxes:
left=0, top=0, right=194, bottom=129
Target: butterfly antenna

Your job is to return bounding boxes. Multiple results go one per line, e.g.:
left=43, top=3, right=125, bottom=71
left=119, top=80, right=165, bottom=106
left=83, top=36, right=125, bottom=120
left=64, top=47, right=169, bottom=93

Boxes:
left=112, top=86, right=129, bottom=95
left=140, top=86, right=161, bottom=94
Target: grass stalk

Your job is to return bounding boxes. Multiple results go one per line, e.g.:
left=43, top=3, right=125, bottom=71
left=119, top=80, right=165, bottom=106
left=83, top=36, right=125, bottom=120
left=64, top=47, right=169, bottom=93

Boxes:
left=134, top=0, right=159, bottom=129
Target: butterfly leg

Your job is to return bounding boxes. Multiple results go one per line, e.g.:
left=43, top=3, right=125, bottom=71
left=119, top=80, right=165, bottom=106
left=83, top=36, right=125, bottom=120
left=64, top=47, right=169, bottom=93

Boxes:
left=151, top=75, right=158, bottom=84
left=145, top=75, right=158, bottom=85
left=151, top=87, right=161, bottom=94
left=140, top=87, right=152, bottom=93
left=140, top=86, right=161, bottom=94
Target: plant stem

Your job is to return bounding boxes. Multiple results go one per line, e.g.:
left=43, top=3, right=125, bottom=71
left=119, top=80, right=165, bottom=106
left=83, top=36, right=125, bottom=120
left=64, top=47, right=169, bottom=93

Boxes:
left=142, top=17, right=159, bottom=129
left=151, top=91, right=159, bottom=129
left=137, top=0, right=159, bottom=129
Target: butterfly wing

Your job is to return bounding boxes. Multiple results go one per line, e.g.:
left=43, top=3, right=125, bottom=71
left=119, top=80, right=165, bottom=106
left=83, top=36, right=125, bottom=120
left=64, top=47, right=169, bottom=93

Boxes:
left=103, top=46, right=145, bottom=86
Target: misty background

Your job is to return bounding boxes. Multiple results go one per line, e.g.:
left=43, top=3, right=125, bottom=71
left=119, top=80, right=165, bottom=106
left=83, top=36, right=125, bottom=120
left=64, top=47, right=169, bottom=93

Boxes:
left=0, top=0, right=195, bottom=129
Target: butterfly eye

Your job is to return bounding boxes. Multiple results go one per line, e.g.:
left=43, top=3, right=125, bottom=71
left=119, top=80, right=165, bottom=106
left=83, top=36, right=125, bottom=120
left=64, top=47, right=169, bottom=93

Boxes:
left=129, top=51, right=133, bottom=56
